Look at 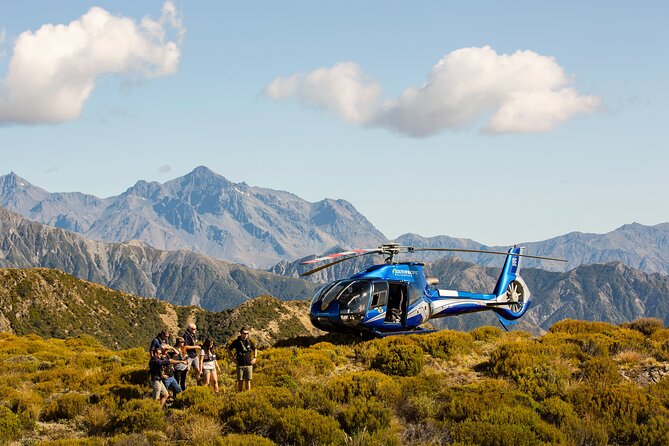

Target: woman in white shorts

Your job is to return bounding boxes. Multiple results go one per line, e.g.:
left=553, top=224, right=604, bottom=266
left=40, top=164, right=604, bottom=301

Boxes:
left=199, top=338, right=221, bottom=393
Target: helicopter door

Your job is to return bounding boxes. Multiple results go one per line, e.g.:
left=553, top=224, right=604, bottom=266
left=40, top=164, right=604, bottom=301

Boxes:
left=385, top=282, right=408, bottom=326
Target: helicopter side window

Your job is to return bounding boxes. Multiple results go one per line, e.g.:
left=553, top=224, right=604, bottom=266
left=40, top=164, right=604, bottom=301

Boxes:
left=409, top=282, right=423, bottom=305
left=370, top=282, right=388, bottom=309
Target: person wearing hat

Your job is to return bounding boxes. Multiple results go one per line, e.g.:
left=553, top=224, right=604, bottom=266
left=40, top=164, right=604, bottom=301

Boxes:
left=228, top=327, right=257, bottom=392
left=182, top=322, right=202, bottom=381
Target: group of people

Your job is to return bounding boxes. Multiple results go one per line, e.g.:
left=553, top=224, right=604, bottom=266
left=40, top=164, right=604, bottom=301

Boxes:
left=148, top=323, right=257, bottom=407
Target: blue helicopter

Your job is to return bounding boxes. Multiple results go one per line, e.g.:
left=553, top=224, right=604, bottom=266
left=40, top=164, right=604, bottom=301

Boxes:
left=301, top=244, right=566, bottom=336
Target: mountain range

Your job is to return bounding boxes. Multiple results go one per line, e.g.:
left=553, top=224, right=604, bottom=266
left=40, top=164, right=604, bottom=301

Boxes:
left=0, top=167, right=386, bottom=269
left=2, top=205, right=668, bottom=333
left=3, top=167, right=669, bottom=274
left=0, top=206, right=317, bottom=311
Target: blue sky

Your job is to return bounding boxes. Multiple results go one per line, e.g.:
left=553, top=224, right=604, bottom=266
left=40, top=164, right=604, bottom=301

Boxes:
left=1, top=1, right=667, bottom=246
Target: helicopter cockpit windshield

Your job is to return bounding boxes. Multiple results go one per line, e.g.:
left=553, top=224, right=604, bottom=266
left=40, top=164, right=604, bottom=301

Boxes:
left=312, top=279, right=372, bottom=326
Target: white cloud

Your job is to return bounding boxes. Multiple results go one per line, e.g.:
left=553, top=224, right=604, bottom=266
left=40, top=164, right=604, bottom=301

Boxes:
left=265, top=46, right=601, bottom=137
left=0, top=1, right=185, bottom=125
left=265, top=62, right=382, bottom=124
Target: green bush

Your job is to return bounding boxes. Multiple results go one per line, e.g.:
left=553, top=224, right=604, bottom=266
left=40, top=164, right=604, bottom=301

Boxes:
left=562, top=415, right=608, bottom=446
left=538, top=396, right=576, bottom=426
left=41, top=393, right=89, bottom=421
left=399, top=394, right=441, bottom=423
left=37, top=439, right=105, bottom=446
left=371, top=342, right=424, bottom=376
left=173, top=386, right=219, bottom=409
left=114, top=399, right=165, bottom=433
left=216, top=434, right=276, bottom=445
left=108, top=384, right=145, bottom=402
left=220, top=391, right=277, bottom=435
left=622, top=318, right=665, bottom=336
left=271, top=407, right=345, bottom=446
left=550, top=319, right=615, bottom=335
left=452, top=404, right=566, bottom=446
left=337, top=397, right=391, bottom=435
left=470, top=325, right=504, bottom=342
left=326, top=371, right=400, bottom=404
left=579, top=357, right=621, bottom=387
left=258, top=386, right=303, bottom=409
left=411, top=330, right=474, bottom=359
left=0, top=406, right=22, bottom=443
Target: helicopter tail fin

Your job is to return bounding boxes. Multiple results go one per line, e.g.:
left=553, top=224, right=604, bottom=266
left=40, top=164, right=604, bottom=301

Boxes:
left=492, top=246, right=523, bottom=296
left=492, top=246, right=531, bottom=320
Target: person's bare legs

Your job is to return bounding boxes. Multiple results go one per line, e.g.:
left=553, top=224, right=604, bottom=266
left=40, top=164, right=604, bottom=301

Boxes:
left=210, top=369, right=219, bottom=393
left=244, top=379, right=251, bottom=391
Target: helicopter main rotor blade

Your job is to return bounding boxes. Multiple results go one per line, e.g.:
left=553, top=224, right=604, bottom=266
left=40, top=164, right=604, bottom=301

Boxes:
left=299, top=250, right=382, bottom=277
left=301, top=249, right=378, bottom=265
left=411, top=247, right=567, bottom=263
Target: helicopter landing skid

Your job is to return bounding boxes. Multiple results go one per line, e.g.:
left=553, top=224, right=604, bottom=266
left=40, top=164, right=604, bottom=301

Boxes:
left=370, top=327, right=437, bottom=337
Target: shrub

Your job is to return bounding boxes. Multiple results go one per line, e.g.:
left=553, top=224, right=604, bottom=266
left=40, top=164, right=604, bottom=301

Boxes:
left=622, top=318, right=665, bottom=337
left=216, top=433, right=276, bottom=445
left=0, top=406, right=22, bottom=443
left=562, top=415, right=608, bottom=446
left=399, top=393, right=441, bottom=423
left=337, top=397, right=391, bottom=435
left=6, top=388, right=42, bottom=429
left=452, top=404, right=566, bottom=446
left=169, top=412, right=223, bottom=445
left=411, top=330, right=474, bottom=359
left=173, top=386, right=219, bottom=409
left=297, top=383, right=337, bottom=416
left=470, top=325, right=504, bottom=342
left=79, top=404, right=115, bottom=436
left=119, top=367, right=149, bottom=386
left=114, top=399, right=165, bottom=433
left=326, top=371, right=400, bottom=404
left=221, top=391, right=277, bottom=435
left=538, top=396, right=576, bottom=427
left=36, top=440, right=105, bottom=446
left=41, top=393, right=89, bottom=421
left=579, top=357, right=621, bottom=387
left=258, top=386, right=303, bottom=409
left=108, top=384, right=145, bottom=402
left=294, top=350, right=335, bottom=375
left=550, top=319, right=615, bottom=335
left=371, top=342, right=424, bottom=376
left=271, top=407, right=345, bottom=446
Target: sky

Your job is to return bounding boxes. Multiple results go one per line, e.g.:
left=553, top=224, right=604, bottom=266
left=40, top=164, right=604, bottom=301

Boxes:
left=1, top=1, right=667, bottom=246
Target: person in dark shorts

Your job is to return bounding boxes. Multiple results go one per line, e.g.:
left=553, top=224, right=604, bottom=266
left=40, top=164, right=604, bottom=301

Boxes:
left=228, top=327, right=257, bottom=392
left=182, top=322, right=201, bottom=380
left=172, top=337, right=189, bottom=391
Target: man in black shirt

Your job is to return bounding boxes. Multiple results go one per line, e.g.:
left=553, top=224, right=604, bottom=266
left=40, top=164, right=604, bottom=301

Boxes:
left=228, top=327, right=257, bottom=392
left=183, top=322, right=201, bottom=380
left=149, top=330, right=170, bottom=358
